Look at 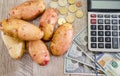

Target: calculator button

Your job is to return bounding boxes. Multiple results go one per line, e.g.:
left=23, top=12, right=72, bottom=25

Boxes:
left=98, top=37, right=104, bottom=42
left=98, top=31, right=104, bottom=36
left=91, top=43, right=97, bottom=48
left=112, top=38, right=118, bottom=49
left=112, top=26, right=118, bottom=30
left=112, top=15, right=117, bottom=18
left=91, top=19, right=96, bottom=24
left=105, top=25, right=111, bottom=30
left=104, top=14, right=110, bottom=18
left=98, top=25, right=103, bottom=30
left=91, top=37, right=96, bottom=42
left=112, top=31, right=118, bottom=36
left=91, top=25, right=96, bottom=30
left=105, top=19, right=110, bottom=24
left=105, top=31, right=111, bottom=36
left=105, top=37, right=111, bottom=42
left=98, top=43, right=104, bottom=48
left=112, top=20, right=118, bottom=24
left=98, top=14, right=103, bottom=18
left=91, top=14, right=96, bottom=18
left=91, top=31, right=96, bottom=36
left=98, top=19, right=103, bottom=24
left=105, top=43, right=111, bottom=48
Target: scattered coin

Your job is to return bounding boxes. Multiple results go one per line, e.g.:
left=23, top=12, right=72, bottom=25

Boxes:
left=75, top=10, right=84, bottom=18
left=58, top=18, right=66, bottom=25
left=68, top=4, right=78, bottom=13
left=68, top=0, right=75, bottom=4
left=76, top=1, right=82, bottom=7
left=59, top=7, right=68, bottom=15
left=58, top=0, right=67, bottom=6
left=66, top=14, right=75, bottom=23
left=49, top=2, right=58, bottom=8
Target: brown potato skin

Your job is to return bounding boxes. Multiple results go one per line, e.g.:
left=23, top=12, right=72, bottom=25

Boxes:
left=9, top=0, right=46, bottom=20
left=27, top=40, right=50, bottom=66
left=40, top=8, right=58, bottom=41
left=41, top=24, right=54, bottom=41
left=1, top=18, right=44, bottom=41
left=50, top=23, right=74, bottom=56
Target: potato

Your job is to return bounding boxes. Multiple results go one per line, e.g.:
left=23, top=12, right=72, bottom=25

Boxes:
left=41, top=24, right=54, bottom=41
left=1, top=18, right=44, bottom=41
left=9, top=0, right=46, bottom=20
left=0, top=22, right=2, bottom=30
left=1, top=32, right=25, bottom=59
left=40, top=8, right=58, bottom=41
left=27, top=40, right=50, bottom=66
left=50, top=23, right=74, bottom=56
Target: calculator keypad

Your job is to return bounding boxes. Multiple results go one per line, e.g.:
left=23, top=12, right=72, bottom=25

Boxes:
left=112, top=38, right=118, bottom=49
left=89, top=13, right=120, bottom=51
left=105, top=25, right=111, bottom=30
left=105, top=19, right=110, bottom=24
left=105, top=37, right=111, bottom=42
left=91, top=25, right=96, bottom=30
left=98, top=43, right=104, bottom=48
left=91, top=43, right=97, bottom=48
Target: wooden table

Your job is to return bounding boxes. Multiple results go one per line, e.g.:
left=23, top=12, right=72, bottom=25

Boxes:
left=0, top=0, right=87, bottom=76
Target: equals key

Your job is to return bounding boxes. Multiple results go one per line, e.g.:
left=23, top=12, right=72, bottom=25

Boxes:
left=112, top=38, right=118, bottom=49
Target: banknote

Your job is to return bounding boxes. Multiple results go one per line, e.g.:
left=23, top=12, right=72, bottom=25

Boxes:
left=111, top=53, right=120, bottom=60
left=73, top=27, right=94, bottom=61
left=95, top=53, right=120, bottom=76
left=64, top=26, right=120, bottom=75
left=72, top=27, right=106, bottom=73
left=64, top=58, right=105, bottom=76
left=65, top=27, right=105, bottom=75
left=73, top=27, right=103, bottom=61
left=73, top=27, right=120, bottom=76
left=73, top=27, right=88, bottom=46
left=66, top=41, right=96, bottom=69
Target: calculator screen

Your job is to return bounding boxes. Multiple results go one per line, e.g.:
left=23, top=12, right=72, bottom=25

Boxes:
left=91, top=0, right=120, bottom=9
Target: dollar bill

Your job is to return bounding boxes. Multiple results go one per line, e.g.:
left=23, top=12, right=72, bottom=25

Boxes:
left=72, top=27, right=106, bottom=73
left=95, top=53, right=120, bottom=76
left=73, top=27, right=93, bottom=58
left=73, top=27, right=88, bottom=46
left=73, top=26, right=120, bottom=76
left=65, top=26, right=106, bottom=75
left=111, top=53, right=120, bottom=60
left=72, top=27, right=95, bottom=61
left=66, top=41, right=96, bottom=69
left=64, top=57, right=105, bottom=76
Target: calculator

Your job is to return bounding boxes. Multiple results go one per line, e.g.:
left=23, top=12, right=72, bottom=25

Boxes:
left=88, top=0, right=120, bottom=52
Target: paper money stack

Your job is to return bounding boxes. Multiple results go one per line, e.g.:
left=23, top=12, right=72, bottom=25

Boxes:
left=64, top=27, right=120, bottom=76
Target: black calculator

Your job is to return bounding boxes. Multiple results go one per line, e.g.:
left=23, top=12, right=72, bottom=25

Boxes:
left=88, top=0, right=120, bottom=52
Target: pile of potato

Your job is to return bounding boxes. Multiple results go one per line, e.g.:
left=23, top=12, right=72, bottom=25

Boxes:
left=0, top=0, right=74, bottom=66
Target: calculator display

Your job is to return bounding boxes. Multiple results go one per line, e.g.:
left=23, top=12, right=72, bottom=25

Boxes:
left=91, top=0, right=120, bottom=9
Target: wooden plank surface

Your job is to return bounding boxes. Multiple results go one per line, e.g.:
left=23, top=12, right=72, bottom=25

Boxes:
left=0, top=0, right=87, bottom=76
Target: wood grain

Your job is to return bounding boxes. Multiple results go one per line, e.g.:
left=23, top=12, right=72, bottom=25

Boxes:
left=0, top=0, right=87, bottom=76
